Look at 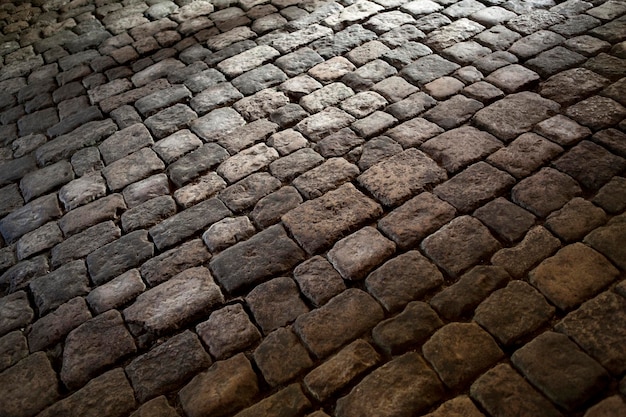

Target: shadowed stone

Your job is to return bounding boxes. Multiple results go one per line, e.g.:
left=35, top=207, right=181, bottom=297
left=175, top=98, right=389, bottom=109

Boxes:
left=0, top=292, right=34, bottom=337
left=210, top=225, right=305, bottom=294
left=421, top=216, right=501, bottom=278
left=179, top=354, right=259, bottom=417
left=366, top=250, right=444, bottom=313
left=87, top=230, right=154, bottom=285
left=474, top=281, right=555, bottom=346
left=61, top=310, right=137, bottom=390
left=529, top=243, right=619, bottom=311
left=0, top=353, right=59, bottom=417
left=304, top=339, right=380, bottom=402
left=36, top=368, right=136, bottom=417
left=372, top=301, right=443, bottom=355
left=335, top=352, right=444, bottom=417
left=234, top=384, right=311, bottom=417
left=556, top=291, right=626, bottom=375
left=423, top=322, right=504, bottom=388
left=512, top=332, right=610, bottom=411
left=358, top=148, right=447, bottom=207
left=28, top=297, right=92, bottom=352
left=253, top=327, right=313, bottom=386
left=30, top=260, right=90, bottom=315
left=473, top=92, right=560, bottom=141
left=196, top=304, right=261, bottom=360
left=126, top=331, right=212, bottom=402
left=471, top=364, right=564, bottom=417
left=294, top=289, right=384, bottom=358
left=86, top=269, right=145, bottom=314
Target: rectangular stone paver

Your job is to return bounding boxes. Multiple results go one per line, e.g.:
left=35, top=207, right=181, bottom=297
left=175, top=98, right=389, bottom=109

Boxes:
left=210, top=224, right=305, bottom=294
left=124, top=267, right=224, bottom=339
left=282, top=183, right=383, bottom=254
left=358, top=148, right=447, bottom=207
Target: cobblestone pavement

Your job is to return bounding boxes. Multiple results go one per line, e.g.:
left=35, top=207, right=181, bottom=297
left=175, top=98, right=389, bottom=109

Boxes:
left=1, top=0, right=626, bottom=416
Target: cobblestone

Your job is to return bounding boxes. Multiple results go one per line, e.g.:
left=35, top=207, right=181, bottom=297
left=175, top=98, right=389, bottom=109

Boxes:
left=1, top=1, right=625, bottom=416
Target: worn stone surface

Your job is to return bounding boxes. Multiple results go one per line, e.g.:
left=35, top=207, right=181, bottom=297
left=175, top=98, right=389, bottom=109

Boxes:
left=471, top=364, right=564, bottom=417
left=124, top=267, right=224, bottom=338
left=556, top=291, right=626, bottom=375
left=197, top=303, right=260, bottom=360
left=423, top=322, right=504, bottom=388
left=283, top=183, right=382, bottom=254
left=1, top=2, right=625, bottom=415
left=372, top=301, right=443, bottom=355
left=358, top=148, right=447, bottom=207
left=178, top=354, right=259, bottom=417
left=210, top=224, right=304, bottom=294
left=295, top=289, right=384, bottom=358
left=335, top=352, right=444, bottom=417
left=61, top=310, right=136, bottom=390
left=530, top=243, right=619, bottom=311
left=0, top=352, right=60, bottom=417
left=512, top=332, right=610, bottom=411
left=126, top=330, right=211, bottom=402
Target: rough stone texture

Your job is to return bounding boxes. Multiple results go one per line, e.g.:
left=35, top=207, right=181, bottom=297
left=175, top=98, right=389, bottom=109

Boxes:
left=556, top=291, right=626, bottom=375
left=422, top=126, right=503, bottom=174
left=126, top=330, right=211, bottom=402
left=0, top=331, right=28, bottom=372
left=512, top=332, right=610, bottom=411
left=430, top=266, right=510, bottom=321
left=29, top=260, right=90, bottom=315
left=86, top=230, right=154, bottom=285
left=294, top=289, right=384, bottom=358
left=421, top=216, right=501, bottom=278
left=246, top=276, right=309, bottom=334
left=0, top=352, right=59, bottom=417
left=196, top=303, right=261, bottom=360
left=253, top=327, right=313, bottom=386
left=511, top=168, right=582, bottom=217
left=544, top=197, right=607, bottom=242
left=36, top=368, right=136, bottom=417
left=28, top=297, right=92, bottom=352
left=365, top=250, right=444, bottom=313
left=584, top=216, right=626, bottom=270
left=372, top=301, right=443, bottom=355
left=129, top=396, right=181, bottom=417
left=282, top=183, right=382, bottom=254
left=327, top=227, right=395, bottom=281
left=529, top=243, right=619, bottom=311
left=304, top=339, right=380, bottom=402
left=233, top=384, right=311, bottom=417
left=139, top=239, right=210, bottom=286
left=358, top=148, right=447, bottom=207
left=491, top=226, right=562, bottom=278
left=293, top=256, right=346, bottom=307
left=335, top=352, right=444, bottom=417
left=470, top=364, right=564, bottom=417
left=473, top=92, right=560, bottom=141
left=61, top=310, right=137, bottom=390
left=0, top=292, right=34, bottom=337
left=0, top=195, right=63, bottom=244
left=124, top=267, right=224, bottom=338
left=85, top=269, right=145, bottom=314
left=474, top=280, right=555, bottom=346
left=178, top=354, right=259, bottom=417
left=423, top=322, right=504, bottom=389
left=433, top=162, right=515, bottom=213
left=149, top=198, right=231, bottom=250
left=210, top=224, right=304, bottom=294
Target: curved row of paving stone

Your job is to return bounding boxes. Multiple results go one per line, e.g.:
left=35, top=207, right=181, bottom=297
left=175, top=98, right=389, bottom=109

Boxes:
left=1, top=0, right=626, bottom=416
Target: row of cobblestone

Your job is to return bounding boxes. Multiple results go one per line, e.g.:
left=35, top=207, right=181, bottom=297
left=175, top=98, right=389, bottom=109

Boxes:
left=0, top=0, right=625, bottom=417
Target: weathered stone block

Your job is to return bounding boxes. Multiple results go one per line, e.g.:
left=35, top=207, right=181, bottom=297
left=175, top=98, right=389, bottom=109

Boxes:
left=126, top=331, right=211, bottom=402
left=210, top=224, right=305, bottom=294
left=294, top=289, right=384, bottom=358
left=61, top=310, right=137, bottom=390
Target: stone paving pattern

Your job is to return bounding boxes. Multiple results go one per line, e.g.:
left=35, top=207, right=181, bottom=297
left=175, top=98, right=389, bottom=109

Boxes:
left=0, top=0, right=625, bottom=415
